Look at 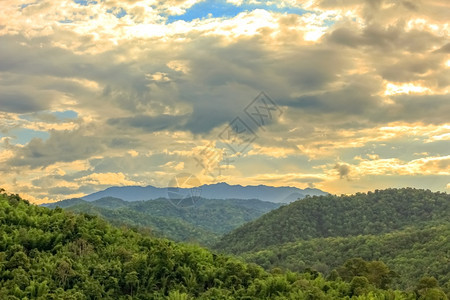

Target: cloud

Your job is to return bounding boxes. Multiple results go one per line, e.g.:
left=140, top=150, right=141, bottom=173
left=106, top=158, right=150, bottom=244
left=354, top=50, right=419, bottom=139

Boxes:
left=248, top=145, right=296, bottom=158
left=334, top=163, right=352, bottom=180
left=328, top=23, right=443, bottom=53
left=334, top=155, right=450, bottom=178
left=6, top=129, right=104, bottom=169
left=0, top=0, right=448, bottom=202
left=163, top=161, right=185, bottom=171
left=76, top=172, right=139, bottom=186
left=0, top=91, right=45, bottom=113
left=107, top=115, right=188, bottom=132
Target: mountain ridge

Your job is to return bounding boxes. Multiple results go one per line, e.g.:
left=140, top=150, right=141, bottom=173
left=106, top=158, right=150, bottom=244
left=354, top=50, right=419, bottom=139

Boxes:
left=80, top=182, right=327, bottom=203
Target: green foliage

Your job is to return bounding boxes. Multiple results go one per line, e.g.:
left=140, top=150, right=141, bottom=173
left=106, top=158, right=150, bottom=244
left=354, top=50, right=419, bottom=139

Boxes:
left=415, top=277, right=448, bottom=300
left=0, top=190, right=424, bottom=299
left=337, top=259, right=395, bottom=289
left=216, top=188, right=449, bottom=294
left=215, top=188, right=449, bottom=253
left=45, top=197, right=281, bottom=246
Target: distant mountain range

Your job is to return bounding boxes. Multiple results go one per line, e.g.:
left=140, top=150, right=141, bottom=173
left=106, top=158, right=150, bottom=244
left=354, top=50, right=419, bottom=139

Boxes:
left=81, top=182, right=327, bottom=203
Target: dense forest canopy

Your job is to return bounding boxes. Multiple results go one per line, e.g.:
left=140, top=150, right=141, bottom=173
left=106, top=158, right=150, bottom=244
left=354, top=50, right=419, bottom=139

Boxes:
left=240, top=224, right=450, bottom=292
left=215, top=188, right=450, bottom=253
left=44, top=197, right=281, bottom=246
left=214, top=188, right=450, bottom=296
left=1, top=189, right=448, bottom=299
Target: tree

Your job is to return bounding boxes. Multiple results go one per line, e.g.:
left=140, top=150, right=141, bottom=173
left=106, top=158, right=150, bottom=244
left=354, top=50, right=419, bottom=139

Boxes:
left=350, top=276, right=370, bottom=296
left=416, top=277, right=448, bottom=300
left=125, top=271, right=139, bottom=296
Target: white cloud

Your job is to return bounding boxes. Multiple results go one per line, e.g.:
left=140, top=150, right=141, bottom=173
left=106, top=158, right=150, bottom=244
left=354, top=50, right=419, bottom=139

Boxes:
left=226, top=0, right=244, bottom=6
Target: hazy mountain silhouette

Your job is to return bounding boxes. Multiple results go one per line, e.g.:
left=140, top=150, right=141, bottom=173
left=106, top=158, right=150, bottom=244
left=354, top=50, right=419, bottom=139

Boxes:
left=81, top=182, right=327, bottom=203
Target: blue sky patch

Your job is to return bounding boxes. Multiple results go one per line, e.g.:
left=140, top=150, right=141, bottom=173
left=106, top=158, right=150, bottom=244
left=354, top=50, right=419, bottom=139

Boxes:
left=19, top=110, right=78, bottom=122
left=53, top=110, right=78, bottom=120
left=20, top=3, right=35, bottom=9
left=166, top=0, right=308, bottom=23
left=107, top=7, right=127, bottom=18
left=6, top=129, right=50, bottom=145
left=323, top=19, right=336, bottom=27
left=74, top=0, right=98, bottom=6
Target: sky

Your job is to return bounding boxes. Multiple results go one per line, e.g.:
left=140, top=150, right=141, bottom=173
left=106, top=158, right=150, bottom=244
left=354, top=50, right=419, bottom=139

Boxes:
left=0, top=0, right=449, bottom=203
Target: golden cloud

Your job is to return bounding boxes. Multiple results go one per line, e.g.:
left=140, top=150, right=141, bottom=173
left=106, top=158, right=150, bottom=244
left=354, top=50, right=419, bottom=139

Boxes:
left=76, top=172, right=139, bottom=186
left=248, top=145, right=296, bottom=158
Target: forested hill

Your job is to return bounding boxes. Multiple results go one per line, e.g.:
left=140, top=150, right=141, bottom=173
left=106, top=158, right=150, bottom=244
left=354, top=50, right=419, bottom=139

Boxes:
left=4, top=191, right=444, bottom=299
left=214, top=188, right=450, bottom=254
left=43, top=197, right=282, bottom=246
left=240, top=224, right=450, bottom=292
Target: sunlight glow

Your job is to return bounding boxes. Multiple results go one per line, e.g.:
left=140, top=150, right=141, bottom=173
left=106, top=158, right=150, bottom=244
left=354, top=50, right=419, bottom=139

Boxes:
left=384, top=83, right=431, bottom=95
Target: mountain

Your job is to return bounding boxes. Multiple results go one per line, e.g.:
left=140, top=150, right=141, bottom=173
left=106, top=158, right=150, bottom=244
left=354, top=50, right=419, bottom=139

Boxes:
left=214, top=188, right=450, bottom=294
left=4, top=191, right=438, bottom=299
left=44, top=197, right=282, bottom=246
left=214, top=188, right=449, bottom=254
left=81, top=182, right=327, bottom=203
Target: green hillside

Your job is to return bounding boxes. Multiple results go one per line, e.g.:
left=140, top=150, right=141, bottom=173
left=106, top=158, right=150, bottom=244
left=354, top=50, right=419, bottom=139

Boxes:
left=3, top=190, right=442, bottom=299
left=44, top=197, right=281, bottom=246
left=215, top=188, right=449, bottom=254
left=214, top=188, right=450, bottom=295
left=241, top=224, right=450, bottom=292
